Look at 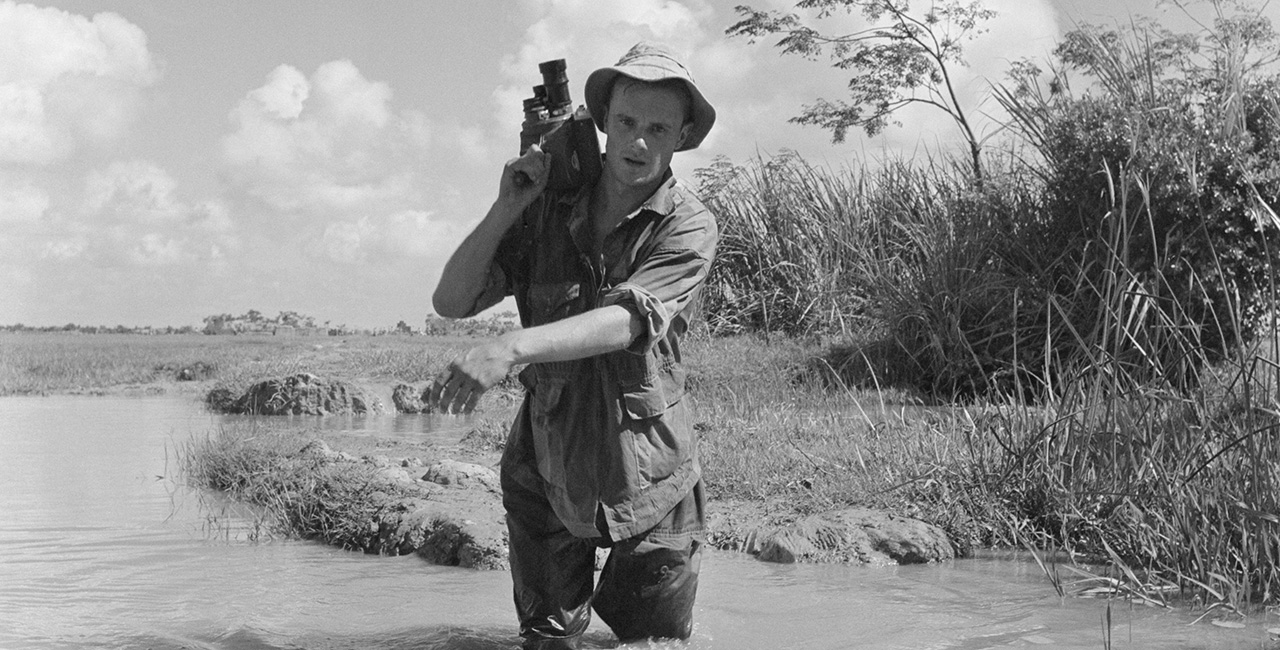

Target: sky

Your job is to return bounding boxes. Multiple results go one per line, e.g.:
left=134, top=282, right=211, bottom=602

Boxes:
left=1, top=0, right=1272, bottom=329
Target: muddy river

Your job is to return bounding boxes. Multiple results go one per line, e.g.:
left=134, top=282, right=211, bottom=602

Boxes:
left=1, top=395, right=1277, bottom=649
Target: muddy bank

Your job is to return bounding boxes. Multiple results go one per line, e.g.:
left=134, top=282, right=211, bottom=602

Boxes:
left=294, top=438, right=509, bottom=570
left=194, top=374, right=954, bottom=570
left=251, top=434, right=955, bottom=570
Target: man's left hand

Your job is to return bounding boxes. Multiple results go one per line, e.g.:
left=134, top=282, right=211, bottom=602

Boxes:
left=426, top=342, right=515, bottom=415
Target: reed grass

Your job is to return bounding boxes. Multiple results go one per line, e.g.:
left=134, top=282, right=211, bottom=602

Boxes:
left=690, top=14, right=1280, bottom=614
left=696, top=152, right=870, bottom=337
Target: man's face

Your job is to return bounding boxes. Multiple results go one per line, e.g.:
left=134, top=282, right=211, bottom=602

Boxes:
left=602, top=80, right=691, bottom=190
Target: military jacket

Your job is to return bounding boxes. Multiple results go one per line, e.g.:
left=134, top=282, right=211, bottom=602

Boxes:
left=473, top=170, right=717, bottom=541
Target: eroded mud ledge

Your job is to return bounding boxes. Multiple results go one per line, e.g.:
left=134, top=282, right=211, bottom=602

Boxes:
left=194, top=374, right=956, bottom=570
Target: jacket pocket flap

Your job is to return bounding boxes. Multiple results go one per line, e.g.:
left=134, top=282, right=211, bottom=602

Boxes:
left=622, top=383, right=668, bottom=420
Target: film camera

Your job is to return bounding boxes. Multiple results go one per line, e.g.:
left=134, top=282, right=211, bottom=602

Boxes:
left=518, top=59, right=602, bottom=191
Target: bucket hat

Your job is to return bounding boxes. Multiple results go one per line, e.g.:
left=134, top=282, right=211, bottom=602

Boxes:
left=585, top=42, right=716, bottom=151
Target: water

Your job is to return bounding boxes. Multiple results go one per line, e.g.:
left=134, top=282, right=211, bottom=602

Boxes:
left=1, top=395, right=1278, bottom=650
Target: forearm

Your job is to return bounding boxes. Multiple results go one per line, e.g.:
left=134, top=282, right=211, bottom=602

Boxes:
left=500, top=304, right=642, bottom=365
left=426, top=304, right=643, bottom=414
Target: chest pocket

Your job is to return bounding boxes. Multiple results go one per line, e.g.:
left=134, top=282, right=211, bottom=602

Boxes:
left=611, top=349, right=687, bottom=420
left=528, top=281, right=583, bottom=325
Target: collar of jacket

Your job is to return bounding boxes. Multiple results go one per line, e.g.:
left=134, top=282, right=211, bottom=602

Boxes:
left=557, top=165, right=679, bottom=225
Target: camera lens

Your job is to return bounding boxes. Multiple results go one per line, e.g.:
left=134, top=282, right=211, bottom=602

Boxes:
left=538, top=59, right=571, bottom=108
left=538, top=60, right=567, bottom=83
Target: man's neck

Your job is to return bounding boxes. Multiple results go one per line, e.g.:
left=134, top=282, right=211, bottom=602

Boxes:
left=591, top=171, right=666, bottom=237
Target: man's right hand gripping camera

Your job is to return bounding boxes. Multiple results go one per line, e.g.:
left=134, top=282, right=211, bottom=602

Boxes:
left=519, top=59, right=602, bottom=192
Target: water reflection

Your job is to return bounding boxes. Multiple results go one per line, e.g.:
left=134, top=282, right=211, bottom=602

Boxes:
left=1, top=395, right=1278, bottom=650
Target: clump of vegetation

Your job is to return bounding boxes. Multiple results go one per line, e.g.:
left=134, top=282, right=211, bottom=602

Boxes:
left=1000, top=13, right=1280, bottom=366
left=703, top=2, right=1280, bottom=616
left=459, top=418, right=510, bottom=453
left=180, top=425, right=418, bottom=552
left=709, top=5, right=1280, bottom=399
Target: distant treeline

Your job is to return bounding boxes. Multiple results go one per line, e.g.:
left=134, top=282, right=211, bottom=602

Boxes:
left=0, top=323, right=199, bottom=335
left=0, top=310, right=520, bottom=338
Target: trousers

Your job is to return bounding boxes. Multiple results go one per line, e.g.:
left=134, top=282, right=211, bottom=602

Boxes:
left=501, top=454, right=704, bottom=650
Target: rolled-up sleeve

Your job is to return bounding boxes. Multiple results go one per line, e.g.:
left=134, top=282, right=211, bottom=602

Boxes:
left=600, top=200, right=717, bottom=354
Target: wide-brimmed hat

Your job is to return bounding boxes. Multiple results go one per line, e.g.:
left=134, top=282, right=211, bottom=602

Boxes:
left=585, top=42, right=716, bottom=152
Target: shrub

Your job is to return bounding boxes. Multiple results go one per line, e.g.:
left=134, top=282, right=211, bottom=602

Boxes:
left=1001, top=20, right=1280, bottom=362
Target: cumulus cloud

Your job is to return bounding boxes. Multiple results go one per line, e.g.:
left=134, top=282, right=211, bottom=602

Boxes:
left=82, top=160, right=184, bottom=223
left=251, top=65, right=309, bottom=120
left=0, top=1, right=157, bottom=165
left=222, top=59, right=433, bottom=216
left=33, top=160, right=238, bottom=269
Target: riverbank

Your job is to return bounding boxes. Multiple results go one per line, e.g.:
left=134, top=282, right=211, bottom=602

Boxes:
left=180, top=371, right=955, bottom=569
left=15, top=390, right=1266, bottom=650
left=6, top=330, right=1280, bottom=616
left=0, top=331, right=962, bottom=568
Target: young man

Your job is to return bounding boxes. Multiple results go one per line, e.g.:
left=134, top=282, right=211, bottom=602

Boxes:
left=428, top=42, right=717, bottom=649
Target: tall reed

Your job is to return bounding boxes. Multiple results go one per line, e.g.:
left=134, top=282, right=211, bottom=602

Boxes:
left=693, top=11, right=1280, bottom=610
left=696, top=151, right=870, bottom=337
left=975, top=165, right=1280, bottom=609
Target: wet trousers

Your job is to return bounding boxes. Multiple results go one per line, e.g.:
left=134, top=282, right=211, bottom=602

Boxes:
left=501, top=460, right=704, bottom=650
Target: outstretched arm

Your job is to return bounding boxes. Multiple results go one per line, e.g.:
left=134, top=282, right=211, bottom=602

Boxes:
left=432, top=145, right=551, bottom=318
left=426, top=304, right=644, bottom=414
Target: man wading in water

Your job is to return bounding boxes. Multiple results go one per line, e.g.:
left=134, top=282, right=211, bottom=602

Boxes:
left=427, top=42, right=717, bottom=649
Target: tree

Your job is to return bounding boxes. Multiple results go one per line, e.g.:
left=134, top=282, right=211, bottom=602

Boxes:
left=727, top=0, right=996, bottom=183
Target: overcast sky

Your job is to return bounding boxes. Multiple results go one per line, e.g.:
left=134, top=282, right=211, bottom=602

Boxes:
left=1, top=0, right=1271, bottom=329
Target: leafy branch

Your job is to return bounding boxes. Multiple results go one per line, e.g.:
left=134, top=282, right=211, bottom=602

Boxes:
left=727, top=0, right=996, bottom=184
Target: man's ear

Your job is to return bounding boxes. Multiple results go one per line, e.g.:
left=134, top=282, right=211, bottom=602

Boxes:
left=676, top=122, right=693, bottom=149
